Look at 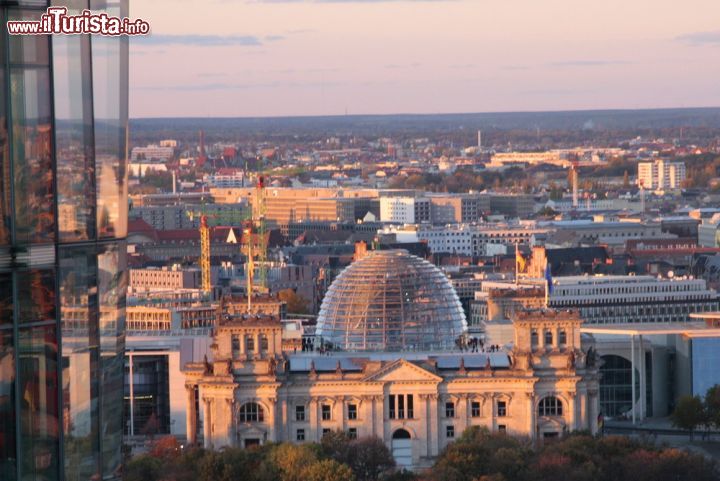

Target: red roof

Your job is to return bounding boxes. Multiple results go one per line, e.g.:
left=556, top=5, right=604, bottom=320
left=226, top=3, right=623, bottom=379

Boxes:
left=128, top=218, right=159, bottom=241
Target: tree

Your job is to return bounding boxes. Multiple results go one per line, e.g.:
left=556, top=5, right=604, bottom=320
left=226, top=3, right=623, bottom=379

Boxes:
left=704, top=385, right=720, bottom=429
left=302, top=459, right=356, bottom=481
left=197, top=447, right=258, bottom=481
left=431, top=427, right=531, bottom=481
left=346, top=437, right=395, bottom=481
left=670, top=395, right=706, bottom=439
left=124, top=455, right=162, bottom=481
left=148, top=435, right=182, bottom=460
left=278, top=288, right=310, bottom=315
left=537, top=206, right=558, bottom=217
left=320, top=430, right=352, bottom=463
left=269, top=443, right=319, bottom=481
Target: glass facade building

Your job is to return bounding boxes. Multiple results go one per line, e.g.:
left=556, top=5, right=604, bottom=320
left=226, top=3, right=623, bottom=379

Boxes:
left=316, top=250, right=467, bottom=351
left=0, top=1, right=129, bottom=480
left=690, top=338, right=720, bottom=397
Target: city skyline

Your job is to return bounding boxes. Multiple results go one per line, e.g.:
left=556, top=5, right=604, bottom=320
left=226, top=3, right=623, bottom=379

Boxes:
left=131, top=0, right=720, bottom=118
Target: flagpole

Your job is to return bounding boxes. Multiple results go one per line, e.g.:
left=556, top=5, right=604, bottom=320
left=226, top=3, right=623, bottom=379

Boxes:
left=544, top=263, right=551, bottom=308
left=545, top=276, right=549, bottom=308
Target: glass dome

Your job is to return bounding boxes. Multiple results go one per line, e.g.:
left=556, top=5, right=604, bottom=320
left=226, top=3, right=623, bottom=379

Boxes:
left=316, top=249, right=467, bottom=351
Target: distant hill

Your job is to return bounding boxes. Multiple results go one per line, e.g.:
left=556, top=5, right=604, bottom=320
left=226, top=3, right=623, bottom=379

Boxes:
left=130, top=108, right=720, bottom=135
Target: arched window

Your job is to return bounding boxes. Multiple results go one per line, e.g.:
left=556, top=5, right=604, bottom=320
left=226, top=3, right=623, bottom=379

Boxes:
left=558, top=329, right=567, bottom=346
left=544, top=330, right=553, bottom=347
left=260, top=334, right=269, bottom=352
left=245, top=335, right=255, bottom=353
left=531, top=329, right=538, bottom=347
left=538, top=396, right=563, bottom=417
left=231, top=335, right=240, bottom=357
left=239, top=402, right=264, bottom=423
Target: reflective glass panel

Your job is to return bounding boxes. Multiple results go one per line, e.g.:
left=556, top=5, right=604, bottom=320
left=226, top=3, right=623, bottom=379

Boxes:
left=0, top=22, right=9, bottom=246
left=98, top=243, right=126, bottom=477
left=0, top=273, right=12, bottom=326
left=8, top=9, right=49, bottom=67
left=0, top=329, right=16, bottom=481
left=53, top=3, right=96, bottom=242
left=91, top=0, right=128, bottom=240
left=60, top=247, right=100, bottom=481
left=17, top=269, right=55, bottom=324
left=18, top=324, right=59, bottom=481
left=10, top=67, right=55, bottom=244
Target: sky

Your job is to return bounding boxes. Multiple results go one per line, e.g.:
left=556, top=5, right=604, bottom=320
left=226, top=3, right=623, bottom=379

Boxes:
left=129, top=0, right=720, bottom=118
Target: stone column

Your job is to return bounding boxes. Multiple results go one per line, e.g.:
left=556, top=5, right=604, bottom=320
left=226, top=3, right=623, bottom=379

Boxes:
left=456, top=394, right=468, bottom=435
left=578, top=391, right=588, bottom=430
left=337, top=399, right=345, bottom=432
left=268, top=397, right=277, bottom=442
left=186, top=386, right=197, bottom=445
left=226, top=398, right=236, bottom=446
left=374, top=395, right=385, bottom=441
left=526, top=393, right=536, bottom=441
left=428, top=394, right=439, bottom=456
left=420, top=394, right=431, bottom=457
left=281, top=397, right=289, bottom=442
left=588, top=389, right=598, bottom=435
left=309, top=397, right=319, bottom=442
left=203, top=398, right=212, bottom=449
left=567, top=392, right=576, bottom=432
left=362, top=396, right=374, bottom=437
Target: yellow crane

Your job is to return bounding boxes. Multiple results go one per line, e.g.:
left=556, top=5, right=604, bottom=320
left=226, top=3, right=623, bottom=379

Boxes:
left=254, top=175, right=268, bottom=289
left=241, top=175, right=269, bottom=309
left=186, top=211, right=212, bottom=293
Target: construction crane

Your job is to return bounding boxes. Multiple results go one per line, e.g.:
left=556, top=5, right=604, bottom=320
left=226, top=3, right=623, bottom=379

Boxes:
left=240, top=175, right=270, bottom=308
left=186, top=205, right=248, bottom=294
left=186, top=211, right=212, bottom=293
left=254, top=175, right=268, bottom=289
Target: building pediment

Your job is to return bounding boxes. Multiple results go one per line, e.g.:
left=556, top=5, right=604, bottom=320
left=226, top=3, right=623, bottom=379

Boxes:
left=363, top=359, right=442, bottom=383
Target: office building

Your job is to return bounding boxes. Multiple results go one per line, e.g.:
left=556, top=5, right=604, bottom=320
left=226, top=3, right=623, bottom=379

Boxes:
left=427, top=193, right=490, bottom=224
left=0, top=2, right=129, bottom=479
left=548, top=275, right=718, bottom=324
left=637, top=160, right=686, bottom=190
left=129, top=267, right=202, bottom=291
left=488, top=194, right=536, bottom=219
left=381, top=223, right=548, bottom=257
left=379, top=196, right=431, bottom=224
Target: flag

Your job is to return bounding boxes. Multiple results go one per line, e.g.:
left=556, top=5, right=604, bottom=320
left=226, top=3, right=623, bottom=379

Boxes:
left=515, top=245, right=526, bottom=274
left=544, top=264, right=553, bottom=295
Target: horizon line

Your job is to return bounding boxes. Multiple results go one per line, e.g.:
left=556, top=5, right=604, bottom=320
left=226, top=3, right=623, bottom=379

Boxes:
left=128, top=105, right=720, bottom=122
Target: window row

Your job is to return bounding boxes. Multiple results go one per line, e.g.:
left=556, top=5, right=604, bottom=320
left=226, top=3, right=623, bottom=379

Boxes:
left=241, top=398, right=511, bottom=424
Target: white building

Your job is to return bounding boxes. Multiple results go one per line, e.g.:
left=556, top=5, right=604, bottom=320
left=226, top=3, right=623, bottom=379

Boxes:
left=203, top=173, right=246, bottom=189
left=637, top=160, right=686, bottom=190
left=489, top=151, right=570, bottom=169
left=698, top=215, right=720, bottom=247
left=130, top=144, right=175, bottom=162
left=380, top=196, right=431, bottom=224
left=380, top=223, right=549, bottom=257
left=548, top=275, right=718, bottom=324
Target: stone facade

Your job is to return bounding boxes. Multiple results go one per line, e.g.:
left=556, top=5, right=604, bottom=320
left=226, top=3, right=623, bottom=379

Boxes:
left=184, top=309, right=600, bottom=469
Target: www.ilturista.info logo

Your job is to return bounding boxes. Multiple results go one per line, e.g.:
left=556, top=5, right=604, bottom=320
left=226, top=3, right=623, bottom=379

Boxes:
left=7, top=7, right=150, bottom=36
